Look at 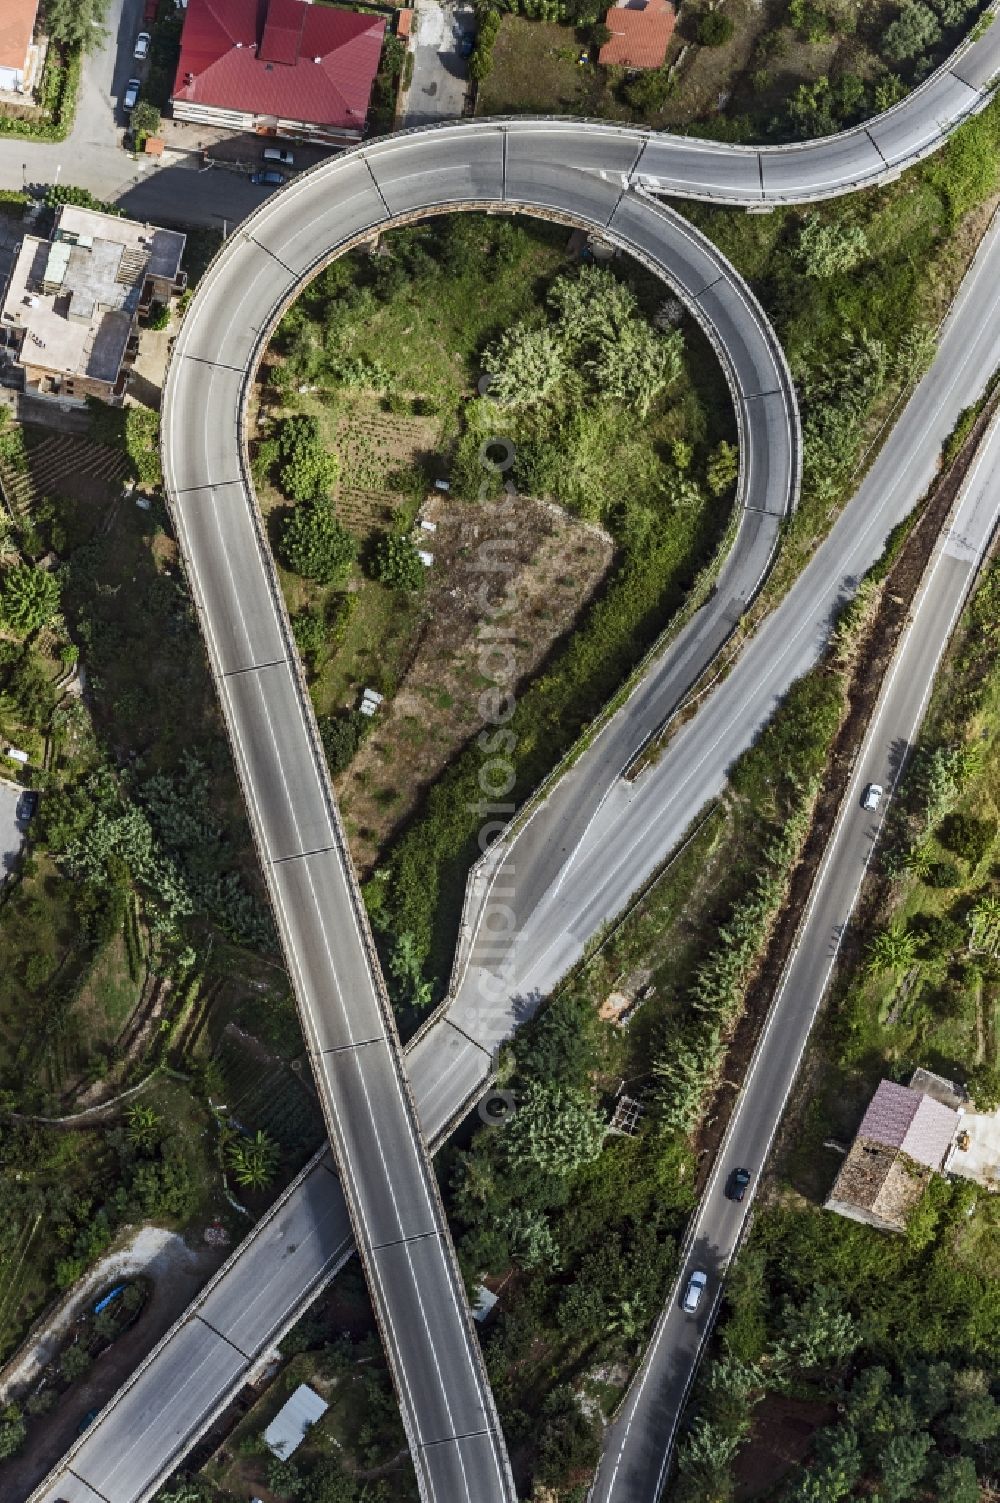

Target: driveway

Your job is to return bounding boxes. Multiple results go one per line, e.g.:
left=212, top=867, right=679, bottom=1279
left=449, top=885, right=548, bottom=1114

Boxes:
left=0, top=780, right=28, bottom=880
left=0, top=0, right=274, bottom=229
left=402, top=1, right=474, bottom=127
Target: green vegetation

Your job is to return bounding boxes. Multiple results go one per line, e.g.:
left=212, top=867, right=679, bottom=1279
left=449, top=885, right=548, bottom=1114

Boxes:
left=666, top=545, right=1000, bottom=1502
left=0, top=48, right=81, bottom=143
left=44, top=0, right=110, bottom=50
left=194, top=1305, right=416, bottom=1501
left=683, top=93, right=1000, bottom=607
left=256, top=215, right=732, bottom=990
left=0, top=420, right=311, bottom=1370
left=130, top=99, right=162, bottom=150
left=672, top=1195, right=1000, bottom=1503
left=476, top=0, right=989, bottom=140
left=0, top=565, right=60, bottom=637
left=370, top=532, right=424, bottom=592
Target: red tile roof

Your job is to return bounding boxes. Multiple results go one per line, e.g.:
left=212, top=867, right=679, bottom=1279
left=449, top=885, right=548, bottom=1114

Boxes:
left=0, top=0, right=37, bottom=73
left=598, top=0, right=675, bottom=71
left=172, top=0, right=385, bottom=132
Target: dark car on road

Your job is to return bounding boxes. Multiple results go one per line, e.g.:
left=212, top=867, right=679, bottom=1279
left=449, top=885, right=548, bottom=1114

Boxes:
left=123, top=78, right=141, bottom=112
left=459, top=32, right=475, bottom=56
left=16, top=791, right=38, bottom=824
left=251, top=169, right=287, bottom=187
left=726, top=1167, right=751, bottom=1202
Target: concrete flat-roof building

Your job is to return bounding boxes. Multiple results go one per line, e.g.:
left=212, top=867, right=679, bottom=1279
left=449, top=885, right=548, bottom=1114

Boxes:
left=0, top=205, right=186, bottom=406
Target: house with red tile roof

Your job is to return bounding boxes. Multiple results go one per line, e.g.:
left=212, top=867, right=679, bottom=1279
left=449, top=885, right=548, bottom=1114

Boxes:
left=598, top=0, right=675, bottom=71
left=171, top=0, right=386, bottom=145
left=0, top=0, right=38, bottom=93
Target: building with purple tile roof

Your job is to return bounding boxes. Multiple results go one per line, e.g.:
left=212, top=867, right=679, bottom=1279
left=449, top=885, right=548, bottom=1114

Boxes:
left=825, top=1078, right=960, bottom=1233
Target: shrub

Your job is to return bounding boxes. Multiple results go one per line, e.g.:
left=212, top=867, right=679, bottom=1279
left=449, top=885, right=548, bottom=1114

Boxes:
left=319, top=709, right=369, bottom=775
left=371, top=533, right=425, bottom=591
left=698, top=11, right=735, bottom=46
left=0, top=565, right=60, bottom=636
left=124, top=404, right=162, bottom=487
left=274, top=414, right=338, bottom=504
left=937, top=812, right=996, bottom=867
left=280, top=500, right=356, bottom=584
left=925, top=857, right=964, bottom=889
left=148, top=303, right=170, bottom=331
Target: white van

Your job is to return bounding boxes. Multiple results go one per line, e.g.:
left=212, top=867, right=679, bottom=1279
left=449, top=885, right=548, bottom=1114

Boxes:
left=262, top=146, right=294, bottom=165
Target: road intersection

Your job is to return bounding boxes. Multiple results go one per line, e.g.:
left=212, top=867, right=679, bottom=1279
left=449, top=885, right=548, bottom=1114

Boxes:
left=14, top=10, right=1000, bottom=1501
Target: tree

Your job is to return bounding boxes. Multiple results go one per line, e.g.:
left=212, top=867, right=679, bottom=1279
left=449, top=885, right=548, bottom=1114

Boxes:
left=280, top=500, right=356, bottom=584
left=319, top=709, right=367, bottom=775
left=43, top=0, right=109, bottom=49
left=698, top=12, right=735, bottom=45
left=274, top=414, right=339, bottom=504
left=124, top=404, right=162, bottom=487
left=938, top=812, right=996, bottom=866
left=877, top=1429, right=932, bottom=1502
left=931, top=0, right=978, bottom=23
left=291, top=607, right=327, bottom=660
left=534, top=1385, right=602, bottom=1488
left=775, top=1284, right=860, bottom=1369
left=969, top=893, right=1000, bottom=954
left=587, top=318, right=683, bottom=415
left=0, top=1404, right=25, bottom=1460
left=486, top=324, right=566, bottom=407
left=797, top=216, right=870, bottom=278
left=502, top=1081, right=605, bottom=1177
left=126, top=1103, right=161, bottom=1153
left=130, top=100, right=161, bottom=142
left=883, top=3, right=941, bottom=61
left=0, top=565, right=60, bottom=636
left=943, top=1385, right=1000, bottom=1444
left=706, top=440, right=739, bottom=496
left=371, top=533, right=425, bottom=591
left=933, top=1455, right=980, bottom=1503
left=225, top=1129, right=280, bottom=1190
left=506, top=1206, right=559, bottom=1270
left=60, top=1343, right=93, bottom=1381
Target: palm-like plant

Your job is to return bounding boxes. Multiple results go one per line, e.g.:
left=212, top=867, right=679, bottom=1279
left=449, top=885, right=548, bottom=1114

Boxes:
left=225, top=1130, right=280, bottom=1191
left=126, top=1103, right=161, bottom=1153
left=866, top=924, right=917, bottom=977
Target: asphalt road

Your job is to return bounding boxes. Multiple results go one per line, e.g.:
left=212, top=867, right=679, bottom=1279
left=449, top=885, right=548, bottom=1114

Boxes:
left=22, top=12, right=1000, bottom=1502
left=152, top=133, right=792, bottom=1503
left=158, top=155, right=516, bottom=1503
left=591, top=405, right=1000, bottom=1503
left=0, top=780, right=28, bottom=880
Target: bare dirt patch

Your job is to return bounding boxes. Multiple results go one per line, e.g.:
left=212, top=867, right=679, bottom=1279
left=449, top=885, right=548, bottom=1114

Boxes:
left=339, top=493, right=614, bottom=871
left=734, top=1394, right=836, bottom=1499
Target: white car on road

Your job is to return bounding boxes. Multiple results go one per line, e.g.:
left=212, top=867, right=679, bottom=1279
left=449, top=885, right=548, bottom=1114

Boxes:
left=861, top=782, right=884, bottom=811
left=682, top=1270, right=708, bottom=1314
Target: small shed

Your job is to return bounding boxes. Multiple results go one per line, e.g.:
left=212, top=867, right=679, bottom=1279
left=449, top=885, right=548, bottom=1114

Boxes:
left=263, top=1383, right=328, bottom=1459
